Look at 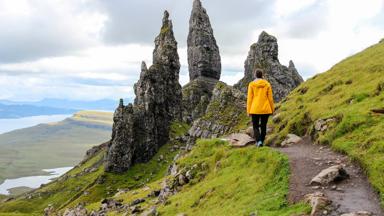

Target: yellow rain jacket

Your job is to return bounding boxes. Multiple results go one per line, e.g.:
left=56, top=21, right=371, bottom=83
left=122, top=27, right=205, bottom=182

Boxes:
left=247, top=79, right=275, bottom=114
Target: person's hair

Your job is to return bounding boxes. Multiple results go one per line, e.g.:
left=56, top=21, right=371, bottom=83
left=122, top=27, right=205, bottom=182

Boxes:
left=254, top=68, right=263, bottom=78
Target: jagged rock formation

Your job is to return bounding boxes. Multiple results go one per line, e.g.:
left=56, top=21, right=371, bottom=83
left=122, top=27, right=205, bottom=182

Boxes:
left=188, top=0, right=221, bottom=81
left=105, top=101, right=135, bottom=172
left=234, top=31, right=303, bottom=102
left=182, top=0, right=221, bottom=123
left=188, top=82, right=248, bottom=139
left=105, top=11, right=182, bottom=173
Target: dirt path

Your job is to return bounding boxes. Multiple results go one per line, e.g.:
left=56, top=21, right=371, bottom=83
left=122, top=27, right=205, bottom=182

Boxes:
left=276, top=136, right=384, bottom=215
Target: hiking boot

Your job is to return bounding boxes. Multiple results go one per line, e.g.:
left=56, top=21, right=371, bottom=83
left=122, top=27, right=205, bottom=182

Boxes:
left=257, top=141, right=263, bottom=147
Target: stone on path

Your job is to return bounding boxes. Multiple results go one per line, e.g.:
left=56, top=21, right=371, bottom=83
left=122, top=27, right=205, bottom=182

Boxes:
left=310, top=165, right=349, bottom=185
left=281, top=134, right=303, bottom=147
left=340, top=211, right=373, bottom=216
left=226, top=133, right=255, bottom=147
left=304, top=192, right=331, bottom=216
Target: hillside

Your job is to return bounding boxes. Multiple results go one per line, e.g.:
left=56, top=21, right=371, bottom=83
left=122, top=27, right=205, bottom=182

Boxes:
left=0, top=122, right=310, bottom=215
left=0, top=1, right=383, bottom=215
left=267, top=40, right=384, bottom=204
left=0, top=111, right=113, bottom=191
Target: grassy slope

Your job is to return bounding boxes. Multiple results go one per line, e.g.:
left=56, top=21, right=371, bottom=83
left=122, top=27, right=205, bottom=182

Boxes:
left=0, top=122, right=310, bottom=215
left=0, top=111, right=112, bottom=184
left=267, top=41, right=384, bottom=204
left=158, top=139, right=309, bottom=216
left=0, top=122, right=190, bottom=215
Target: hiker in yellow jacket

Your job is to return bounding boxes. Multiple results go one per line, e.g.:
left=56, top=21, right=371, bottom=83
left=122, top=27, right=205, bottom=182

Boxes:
left=247, top=68, right=275, bottom=147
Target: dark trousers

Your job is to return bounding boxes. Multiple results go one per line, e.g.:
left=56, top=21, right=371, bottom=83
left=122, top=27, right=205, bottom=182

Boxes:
left=251, top=114, right=270, bottom=143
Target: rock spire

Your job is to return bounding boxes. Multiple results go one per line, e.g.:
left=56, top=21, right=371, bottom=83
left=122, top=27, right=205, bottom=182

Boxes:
left=187, top=0, right=221, bottom=81
left=105, top=11, right=182, bottom=172
left=234, top=31, right=303, bottom=102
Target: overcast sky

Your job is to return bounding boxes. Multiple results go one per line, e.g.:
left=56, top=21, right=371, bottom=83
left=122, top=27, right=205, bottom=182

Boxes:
left=0, top=0, right=383, bottom=101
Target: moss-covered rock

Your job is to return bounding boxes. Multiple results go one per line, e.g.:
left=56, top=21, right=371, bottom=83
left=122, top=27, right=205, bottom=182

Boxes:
left=188, top=82, right=249, bottom=139
left=182, top=77, right=218, bottom=123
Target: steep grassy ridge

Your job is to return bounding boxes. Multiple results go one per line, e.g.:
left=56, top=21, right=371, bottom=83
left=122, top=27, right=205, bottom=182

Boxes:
left=268, top=40, right=384, bottom=204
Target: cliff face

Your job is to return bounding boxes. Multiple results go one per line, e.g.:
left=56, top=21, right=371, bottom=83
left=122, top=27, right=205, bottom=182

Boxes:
left=234, top=31, right=303, bottom=102
left=105, top=101, right=135, bottom=172
left=105, top=11, right=182, bottom=173
left=182, top=0, right=221, bottom=123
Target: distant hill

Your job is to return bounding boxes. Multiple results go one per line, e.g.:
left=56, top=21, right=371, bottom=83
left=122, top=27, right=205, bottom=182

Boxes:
left=0, top=111, right=113, bottom=186
left=0, top=98, right=132, bottom=113
left=0, top=103, right=77, bottom=119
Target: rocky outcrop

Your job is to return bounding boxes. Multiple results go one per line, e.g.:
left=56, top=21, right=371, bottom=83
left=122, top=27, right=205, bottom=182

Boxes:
left=182, top=0, right=221, bottom=123
left=105, top=101, right=135, bottom=172
left=187, top=0, right=221, bottom=81
left=188, top=82, right=247, bottom=139
left=234, top=31, right=303, bottom=102
left=133, top=11, right=182, bottom=163
left=105, top=11, right=182, bottom=173
left=182, top=77, right=218, bottom=123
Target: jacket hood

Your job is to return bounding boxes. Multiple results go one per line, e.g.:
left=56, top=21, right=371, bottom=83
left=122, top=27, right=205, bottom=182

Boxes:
left=252, top=79, right=269, bottom=88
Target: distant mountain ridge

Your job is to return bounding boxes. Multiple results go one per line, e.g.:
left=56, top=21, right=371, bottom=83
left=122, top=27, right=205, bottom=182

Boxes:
left=0, top=103, right=77, bottom=119
left=0, top=98, right=132, bottom=119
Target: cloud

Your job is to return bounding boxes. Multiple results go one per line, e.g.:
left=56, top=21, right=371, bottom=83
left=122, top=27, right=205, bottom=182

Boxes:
left=0, top=0, right=106, bottom=63
left=96, top=0, right=275, bottom=52
left=0, top=0, right=384, bottom=101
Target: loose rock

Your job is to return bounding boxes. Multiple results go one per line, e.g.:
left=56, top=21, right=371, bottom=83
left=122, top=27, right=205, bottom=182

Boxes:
left=304, top=192, right=331, bottom=216
left=310, top=165, right=349, bottom=185
left=281, top=134, right=303, bottom=147
left=340, top=211, right=373, bottom=216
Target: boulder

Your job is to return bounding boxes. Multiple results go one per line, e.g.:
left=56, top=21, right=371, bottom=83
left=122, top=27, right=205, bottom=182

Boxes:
left=304, top=192, right=331, bottom=216
left=226, top=133, right=255, bottom=147
left=281, top=134, right=303, bottom=147
left=310, top=165, right=349, bottom=185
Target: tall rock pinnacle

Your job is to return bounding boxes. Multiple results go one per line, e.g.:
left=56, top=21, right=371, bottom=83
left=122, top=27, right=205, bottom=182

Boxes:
left=153, top=11, right=180, bottom=71
left=187, top=0, right=221, bottom=81
left=105, top=11, right=182, bottom=173
left=234, top=31, right=303, bottom=102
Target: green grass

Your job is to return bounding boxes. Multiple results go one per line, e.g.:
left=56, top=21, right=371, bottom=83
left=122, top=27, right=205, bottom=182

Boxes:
left=0, top=121, right=190, bottom=215
left=0, top=111, right=112, bottom=186
left=0, top=121, right=310, bottom=215
left=158, top=139, right=309, bottom=216
left=267, top=41, right=384, bottom=205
